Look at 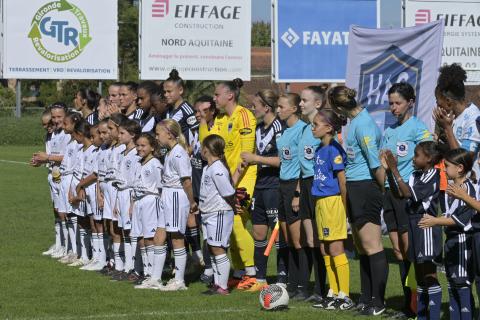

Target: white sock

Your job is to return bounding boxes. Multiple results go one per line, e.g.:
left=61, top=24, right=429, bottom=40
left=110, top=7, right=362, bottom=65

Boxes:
left=211, top=256, right=218, bottom=286
left=140, top=246, right=147, bottom=275
left=67, top=220, right=76, bottom=254
left=79, top=228, right=88, bottom=261
left=245, top=266, right=256, bottom=276
left=55, top=221, right=62, bottom=250
left=123, top=236, right=133, bottom=272
left=173, top=247, right=187, bottom=282
left=61, top=221, right=68, bottom=249
left=91, top=233, right=98, bottom=260
left=152, top=245, right=167, bottom=281
left=98, top=233, right=106, bottom=265
left=131, top=237, right=140, bottom=273
left=215, top=254, right=230, bottom=290
left=145, top=245, right=154, bottom=276
left=113, top=242, right=123, bottom=271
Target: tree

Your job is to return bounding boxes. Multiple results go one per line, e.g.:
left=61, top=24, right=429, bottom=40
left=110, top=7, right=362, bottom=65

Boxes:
left=252, top=22, right=271, bottom=47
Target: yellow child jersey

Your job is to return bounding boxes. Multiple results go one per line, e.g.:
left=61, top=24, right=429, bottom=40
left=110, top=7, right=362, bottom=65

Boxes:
left=199, top=105, right=257, bottom=188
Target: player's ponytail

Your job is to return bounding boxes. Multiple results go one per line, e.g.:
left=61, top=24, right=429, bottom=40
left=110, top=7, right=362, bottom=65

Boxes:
left=157, top=119, right=188, bottom=151
left=219, top=78, right=244, bottom=102
left=166, top=69, right=185, bottom=90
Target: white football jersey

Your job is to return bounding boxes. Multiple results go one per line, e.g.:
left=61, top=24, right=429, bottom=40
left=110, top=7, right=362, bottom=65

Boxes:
left=105, top=144, right=126, bottom=182
left=199, top=160, right=235, bottom=213
left=133, top=157, right=163, bottom=199
left=453, top=103, right=480, bottom=150
left=82, top=145, right=99, bottom=178
left=48, top=130, right=70, bottom=172
left=161, top=144, right=192, bottom=189
left=116, top=147, right=141, bottom=190
left=72, top=146, right=90, bottom=182
left=59, top=140, right=82, bottom=176
left=96, top=145, right=110, bottom=182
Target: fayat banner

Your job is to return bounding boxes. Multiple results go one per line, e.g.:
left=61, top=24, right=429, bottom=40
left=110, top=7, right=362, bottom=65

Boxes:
left=2, top=0, right=118, bottom=80
left=345, top=20, right=444, bottom=132
left=273, top=0, right=378, bottom=83
left=140, top=0, right=251, bottom=81
left=405, top=0, right=480, bottom=83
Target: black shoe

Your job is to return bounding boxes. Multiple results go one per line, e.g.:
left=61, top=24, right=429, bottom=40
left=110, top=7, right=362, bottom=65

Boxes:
left=110, top=271, right=129, bottom=281
left=200, top=273, right=214, bottom=286
left=127, top=270, right=142, bottom=282
left=134, top=275, right=149, bottom=285
left=98, top=265, right=113, bottom=275
left=354, top=302, right=369, bottom=312
left=326, top=297, right=355, bottom=311
left=202, top=285, right=218, bottom=295
left=292, top=289, right=309, bottom=301
left=313, top=295, right=335, bottom=309
left=360, top=305, right=386, bottom=316
left=305, top=293, right=323, bottom=304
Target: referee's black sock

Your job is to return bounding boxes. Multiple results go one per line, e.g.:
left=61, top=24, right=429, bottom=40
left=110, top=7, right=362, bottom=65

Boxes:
left=399, top=260, right=412, bottom=311
left=287, top=247, right=299, bottom=293
left=312, top=248, right=326, bottom=296
left=359, top=254, right=372, bottom=304
left=298, top=247, right=309, bottom=293
left=276, top=240, right=289, bottom=284
left=369, top=250, right=389, bottom=307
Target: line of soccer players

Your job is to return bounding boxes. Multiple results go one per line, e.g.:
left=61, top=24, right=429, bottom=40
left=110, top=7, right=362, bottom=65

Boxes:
left=33, top=64, right=480, bottom=318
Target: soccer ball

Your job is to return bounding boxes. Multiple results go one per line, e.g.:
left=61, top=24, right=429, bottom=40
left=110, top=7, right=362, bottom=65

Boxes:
left=259, top=284, right=289, bottom=311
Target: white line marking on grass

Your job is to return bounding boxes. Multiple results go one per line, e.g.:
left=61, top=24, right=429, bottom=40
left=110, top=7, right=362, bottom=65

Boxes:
left=16, top=306, right=312, bottom=320
left=0, top=159, right=29, bottom=165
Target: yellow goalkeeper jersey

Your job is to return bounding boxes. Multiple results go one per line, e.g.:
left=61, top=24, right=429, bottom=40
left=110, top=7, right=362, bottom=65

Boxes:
left=199, top=105, right=257, bottom=185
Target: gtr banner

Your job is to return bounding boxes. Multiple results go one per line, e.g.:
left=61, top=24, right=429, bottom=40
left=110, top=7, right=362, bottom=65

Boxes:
left=139, top=0, right=251, bottom=81
left=346, top=20, right=444, bottom=132
left=1, top=0, right=118, bottom=80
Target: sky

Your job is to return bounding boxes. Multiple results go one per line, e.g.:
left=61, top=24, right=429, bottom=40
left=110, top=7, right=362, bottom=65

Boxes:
left=253, top=0, right=402, bottom=27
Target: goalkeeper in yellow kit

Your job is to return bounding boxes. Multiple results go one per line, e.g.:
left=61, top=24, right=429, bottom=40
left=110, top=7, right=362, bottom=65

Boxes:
left=199, top=78, right=257, bottom=289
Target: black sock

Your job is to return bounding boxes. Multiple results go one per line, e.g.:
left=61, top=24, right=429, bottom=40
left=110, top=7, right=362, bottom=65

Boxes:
left=276, top=240, right=289, bottom=284
left=288, top=247, right=299, bottom=292
left=369, top=251, right=389, bottom=307
left=399, top=260, right=412, bottom=311
left=359, top=254, right=372, bottom=304
left=185, top=227, right=201, bottom=252
left=202, top=240, right=211, bottom=269
left=298, top=247, right=309, bottom=292
left=254, top=239, right=268, bottom=280
left=312, top=248, right=326, bottom=296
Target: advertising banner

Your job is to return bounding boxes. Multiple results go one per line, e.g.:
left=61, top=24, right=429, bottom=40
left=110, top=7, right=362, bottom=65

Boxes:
left=346, top=20, right=444, bottom=132
left=405, top=0, right=480, bottom=83
left=273, top=0, right=378, bottom=83
left=140, top=0, right=251, bottom=81
left=2, top=0, right=118, bottom=80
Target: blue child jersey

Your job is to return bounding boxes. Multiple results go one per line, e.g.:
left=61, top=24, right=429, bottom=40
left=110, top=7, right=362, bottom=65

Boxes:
left=345, top=108, right=382, bottom=181
left=312, top=139, right=347, bottom=197
left=381, top=116, right=432, bottom=185
left=277, top=119, right=307, bottom=180
left=298, top=124, right=321, bottom=178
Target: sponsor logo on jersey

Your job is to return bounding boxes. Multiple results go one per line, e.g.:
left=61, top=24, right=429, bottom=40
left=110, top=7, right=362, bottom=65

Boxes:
left=239, top=128, right=252, bottom=135
left=186, top=115, right=197, bottom=126
left=304, top=145, right=314, bottom=160
left=323, top=228, right=330, bottom=237
left=396, top=142, right=408, bottom=157
left=334, top=155, right=343, bottom=164
left=282, top=147, right=292, bottom=160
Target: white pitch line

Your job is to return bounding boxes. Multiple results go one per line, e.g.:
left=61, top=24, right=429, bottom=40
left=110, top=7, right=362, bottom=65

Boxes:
left=0, top=159, right=29, bottom=165
left=14, top=306, right=312, bottom=320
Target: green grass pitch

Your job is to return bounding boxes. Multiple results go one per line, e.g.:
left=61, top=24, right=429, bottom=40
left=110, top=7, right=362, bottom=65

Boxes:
left=0, top=146, right=454, bottom=319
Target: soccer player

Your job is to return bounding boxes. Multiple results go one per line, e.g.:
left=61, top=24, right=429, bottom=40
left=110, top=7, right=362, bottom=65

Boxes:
left=54, top=111, right=84, bottom=259
left=297, top=86, right=328, bottom=302
left=275, top=93, right=308, bottom=298
left=240, top=89, right=288, bottom=291
left=380, top=82, right=432, bottom=317
left=199, top=134, right=237, bottom=295
left=131, top=133, right=163, bottom=288
left=163, top=69, right=199, bottom=135
left=329, top=86, right=388, bottom=316
left=137, top=81, right=162, bottom=133
left=310, top=109, right=353, bottom=310
left=111, top=119, right=141, bottom=280
left=382, top=142, right=443, bottom=319
left=103, top=113, right=127, bottom=275
left=108, top=82, right=122, bottom=110
left=433, top=64, right=480, bottom=176
left=73, top=89, right=100, bottom=125
left=119, top=82, right=143, bottom=120
left=199, top=79, right=257, bottom=288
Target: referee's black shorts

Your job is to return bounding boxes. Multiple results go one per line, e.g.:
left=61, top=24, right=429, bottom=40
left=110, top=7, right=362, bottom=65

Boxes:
left=346, top=180, right=382, bottom=229
left=299, top=176, right=315, bottom=220
left=278, top=179, right=299, bottom=225
left=383, top=188, right=409, bottom=234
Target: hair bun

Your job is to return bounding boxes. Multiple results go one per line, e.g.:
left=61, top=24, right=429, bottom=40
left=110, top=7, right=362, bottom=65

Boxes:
left=232, top=78, right=243, bottom=89
left=169, top=69, right=180, bottom=80
left=346, top=88, right=357, bottom=99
